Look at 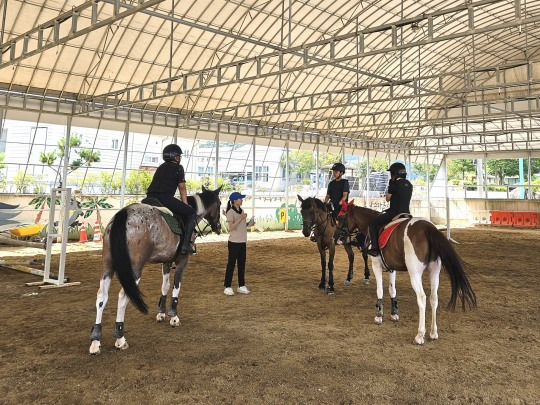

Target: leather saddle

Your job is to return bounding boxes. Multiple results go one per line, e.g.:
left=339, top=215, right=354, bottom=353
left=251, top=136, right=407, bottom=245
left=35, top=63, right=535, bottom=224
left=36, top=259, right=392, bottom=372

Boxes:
left=140, top=197, right=185, bottom=235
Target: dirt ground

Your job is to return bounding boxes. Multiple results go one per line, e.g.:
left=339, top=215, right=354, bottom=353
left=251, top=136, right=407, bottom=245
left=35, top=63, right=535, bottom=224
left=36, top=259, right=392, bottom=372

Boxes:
left=0, top=227, right=539, bottom=405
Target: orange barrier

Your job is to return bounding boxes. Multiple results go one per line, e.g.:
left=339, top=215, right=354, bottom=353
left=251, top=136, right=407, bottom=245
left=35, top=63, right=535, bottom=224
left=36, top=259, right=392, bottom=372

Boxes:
left=523, top=212, right=537, bottom=227
left=512, top=212, right=525, bottom=227
left=537, top=212, right=540, bottom=228
left=489, top=210, right=502, bottom=225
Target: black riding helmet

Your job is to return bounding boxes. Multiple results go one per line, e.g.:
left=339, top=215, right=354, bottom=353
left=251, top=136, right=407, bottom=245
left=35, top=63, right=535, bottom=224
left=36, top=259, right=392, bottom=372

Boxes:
left=388, top=162, right=407, bottom=178
left=163, top=144, right=183, bottom=162
left=331, top=162, right=346, bottom=173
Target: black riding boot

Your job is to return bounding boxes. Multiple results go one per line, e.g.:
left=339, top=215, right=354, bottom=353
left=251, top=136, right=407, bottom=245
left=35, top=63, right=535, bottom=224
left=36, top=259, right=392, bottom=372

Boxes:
left=180, top=214, right=197, bottom=255
left=367, top=224, right=380, bottom=257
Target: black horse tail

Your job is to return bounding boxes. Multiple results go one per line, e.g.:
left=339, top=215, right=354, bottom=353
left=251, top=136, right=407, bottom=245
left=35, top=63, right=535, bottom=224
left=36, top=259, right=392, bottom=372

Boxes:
left=109, top=208, right=148, bottom=314
left=425, top=225, right=477, bottom=311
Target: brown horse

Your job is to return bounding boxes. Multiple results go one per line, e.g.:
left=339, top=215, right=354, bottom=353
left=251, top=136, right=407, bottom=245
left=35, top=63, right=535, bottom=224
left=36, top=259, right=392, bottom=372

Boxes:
left=334, top=204, right=476, bottom=344
left=297, top=195, right=370, bottom=294
left=89, top=186, right=222, bottom=355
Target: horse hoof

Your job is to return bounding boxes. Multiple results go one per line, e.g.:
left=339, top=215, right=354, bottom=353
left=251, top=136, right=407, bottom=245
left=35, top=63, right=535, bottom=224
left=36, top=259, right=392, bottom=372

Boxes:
left=156, top=313, right=166, bottom=322
left=89, top=341, right=101, bottom=355
left=430, top=332, right=439, bottom=340
left=170, top=316, right=180, bottom=327
left=363, top=279, right=370, bottom=285
left=326, top=289, right=335, bottom=295
left=114, top=337, right=129, bottom=351
left=414, top=335, right=425, bottom=345
left=374, top=316, right=383, bottom=325
left=318, top=287, right=326, bottom=292
left=391, top=314, right=400, bottom=322
left=344, top=280, right=351, bottom=286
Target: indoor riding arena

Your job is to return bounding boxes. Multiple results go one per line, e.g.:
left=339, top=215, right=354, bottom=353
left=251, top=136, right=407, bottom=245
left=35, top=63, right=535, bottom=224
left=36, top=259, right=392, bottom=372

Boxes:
left=0, top=0, right=539, bottom=404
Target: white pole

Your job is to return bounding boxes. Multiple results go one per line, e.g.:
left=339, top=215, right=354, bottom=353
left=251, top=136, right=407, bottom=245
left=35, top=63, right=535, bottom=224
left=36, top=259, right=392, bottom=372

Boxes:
left=484, top=153, right=488, bottom=198
left=527, top=152, right=532, bottom=199
left=285, top=140, right=289, bottom=231
left=120, top=122, right=129, bottom=208
left=366, top=149, right=370, bottom=207
left=443, top=155, right=451, bottom=240
left=426, top=151, right=431, bottom=221
left=215, top=133, right=219, bottom=189
left=58, top=117, right=72, bottom=243
left=315, top=142, right=319, bottom=198
left=173, top=127, right=178, bottom=144
left=252, top=137, right=255, bottom=218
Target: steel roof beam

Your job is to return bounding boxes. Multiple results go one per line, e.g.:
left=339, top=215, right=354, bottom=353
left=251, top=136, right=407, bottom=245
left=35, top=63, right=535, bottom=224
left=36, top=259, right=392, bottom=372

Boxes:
left=79, top=0, right=537, bottom=115
left=0, top=0, right=165, bottom=70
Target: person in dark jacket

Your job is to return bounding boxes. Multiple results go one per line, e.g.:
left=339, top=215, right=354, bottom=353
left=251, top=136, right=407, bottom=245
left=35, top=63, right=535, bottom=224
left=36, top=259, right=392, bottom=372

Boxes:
left=324, top=162, right=350, bottom=218
left=146, top=144, right=197, bottom=255
left=367, top=162, right=413, bottom=257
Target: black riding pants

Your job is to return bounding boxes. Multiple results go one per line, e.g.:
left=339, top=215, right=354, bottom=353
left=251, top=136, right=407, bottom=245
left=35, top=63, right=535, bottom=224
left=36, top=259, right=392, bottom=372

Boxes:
left=224, top=241, right=246, bottom=288
left=368, top=211, right=396, bottom=249
left=147, top=193, right=196, bottom=217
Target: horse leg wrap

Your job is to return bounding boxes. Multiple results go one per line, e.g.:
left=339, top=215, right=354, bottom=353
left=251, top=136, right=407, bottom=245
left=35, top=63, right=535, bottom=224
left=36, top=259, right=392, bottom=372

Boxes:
left=113, top=322, right=124, bottom=339
left=90, top=324, right=102, bottom=341
left=375, top=299, right=384, bottom=317
left=168, top=297, right=178, bottom=317
left=158, top=295, right=167, bottom=313
left=391, top=298, right=399, bottom=316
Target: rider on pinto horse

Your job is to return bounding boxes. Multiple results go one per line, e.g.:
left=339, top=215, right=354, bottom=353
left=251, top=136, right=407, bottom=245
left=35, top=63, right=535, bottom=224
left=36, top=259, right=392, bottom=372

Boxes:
left=146, top=144, right=197, bottom=255
left=367, top=162, right=413, bottom=257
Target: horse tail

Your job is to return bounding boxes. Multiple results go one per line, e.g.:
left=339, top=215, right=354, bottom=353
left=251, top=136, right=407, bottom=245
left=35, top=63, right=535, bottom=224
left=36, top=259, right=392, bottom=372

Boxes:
left=109, top=208, right=148, bottom=314
left=424, top=225, right=477, bottom=311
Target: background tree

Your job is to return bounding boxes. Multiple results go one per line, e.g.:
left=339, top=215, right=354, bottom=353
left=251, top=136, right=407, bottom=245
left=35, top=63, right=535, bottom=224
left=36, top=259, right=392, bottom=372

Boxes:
left=487, top=159, right=519, bottom=184
left=411, top=162, right=439, bottom=183
left=39, top=133, right=100, bottom=187
left=447, top=159, right=475, bottom=181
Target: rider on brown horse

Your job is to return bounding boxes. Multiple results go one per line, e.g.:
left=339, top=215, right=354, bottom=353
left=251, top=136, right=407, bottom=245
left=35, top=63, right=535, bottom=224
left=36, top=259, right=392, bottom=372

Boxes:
left=146, top=144, right=197, bottom=255
left=324, top=162, right=350, bottom=220
left=367, top=162, right=413, bottom=257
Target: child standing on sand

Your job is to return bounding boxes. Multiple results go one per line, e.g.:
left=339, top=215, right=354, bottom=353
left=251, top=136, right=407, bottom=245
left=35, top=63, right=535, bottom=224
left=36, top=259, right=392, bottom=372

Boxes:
left=223, top=192, right=254, bottom=296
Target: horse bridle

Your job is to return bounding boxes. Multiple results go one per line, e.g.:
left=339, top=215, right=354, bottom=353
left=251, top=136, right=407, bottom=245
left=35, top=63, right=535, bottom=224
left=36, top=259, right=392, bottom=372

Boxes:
left=302, top=201, right=330, bottom=237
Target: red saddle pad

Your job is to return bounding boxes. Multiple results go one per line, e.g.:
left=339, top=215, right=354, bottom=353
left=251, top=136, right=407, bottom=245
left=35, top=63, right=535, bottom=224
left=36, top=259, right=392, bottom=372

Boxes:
left=378, top=222, right=402, bottom=249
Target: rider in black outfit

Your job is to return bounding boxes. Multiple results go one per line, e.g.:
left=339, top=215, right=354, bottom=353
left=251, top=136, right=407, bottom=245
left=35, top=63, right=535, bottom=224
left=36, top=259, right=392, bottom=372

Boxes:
left=324, top=162, right=350, bottom=219
left=146, top=144, right=197, bottom=255
left=367, top=162, right=413, bottom=257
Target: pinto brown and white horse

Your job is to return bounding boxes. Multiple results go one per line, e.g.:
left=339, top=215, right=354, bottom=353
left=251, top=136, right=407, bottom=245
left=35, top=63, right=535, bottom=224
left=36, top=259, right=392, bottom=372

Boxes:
left=89, top=186, right=222, bottom=355
left=298, top=195, right=370, bottom=293
left=334, top=203, right=476, bottom=344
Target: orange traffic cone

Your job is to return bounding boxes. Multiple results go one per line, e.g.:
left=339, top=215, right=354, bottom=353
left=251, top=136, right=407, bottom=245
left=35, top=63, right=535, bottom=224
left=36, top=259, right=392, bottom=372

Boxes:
left=79, top=221, right=88, bottom=243
left=93, top=221, right=102, bottom=242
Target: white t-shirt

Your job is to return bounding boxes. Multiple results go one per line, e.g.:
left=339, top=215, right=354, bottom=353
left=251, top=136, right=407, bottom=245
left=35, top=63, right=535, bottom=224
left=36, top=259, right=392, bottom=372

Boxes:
left=226, top=208, right=247, bottom=243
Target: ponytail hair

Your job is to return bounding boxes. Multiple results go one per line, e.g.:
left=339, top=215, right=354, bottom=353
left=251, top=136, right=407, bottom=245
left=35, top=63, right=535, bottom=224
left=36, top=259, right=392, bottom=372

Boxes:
left=226, top=200, right=232, bottom=213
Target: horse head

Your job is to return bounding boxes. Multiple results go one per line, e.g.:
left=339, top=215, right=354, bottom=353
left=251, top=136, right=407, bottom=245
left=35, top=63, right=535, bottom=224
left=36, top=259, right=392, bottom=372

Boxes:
left=200, top=185, right=223, bottom=234
left=297, top=195, right=318, bottom=237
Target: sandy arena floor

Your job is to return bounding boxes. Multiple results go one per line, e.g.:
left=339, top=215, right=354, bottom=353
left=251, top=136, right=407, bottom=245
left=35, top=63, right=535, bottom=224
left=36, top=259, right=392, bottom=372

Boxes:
left=0, top=227, right=538, bottom=404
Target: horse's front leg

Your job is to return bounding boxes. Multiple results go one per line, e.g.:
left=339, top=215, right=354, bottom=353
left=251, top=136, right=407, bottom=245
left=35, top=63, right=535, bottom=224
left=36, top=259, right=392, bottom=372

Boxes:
left=371, top=257, right=385, bottom=324
left=326, top=243, right=335, bottom=294
left=343, top=244, right=354, bottom=286
left=361, top=247, right=370, bottom=285
left=388, top=270, right=399, bottom=322
left=169, top=255, right=188, bottom=327
left=156, top=263, right=172, bottom=322
left=318, top=244, right=326, bottom=291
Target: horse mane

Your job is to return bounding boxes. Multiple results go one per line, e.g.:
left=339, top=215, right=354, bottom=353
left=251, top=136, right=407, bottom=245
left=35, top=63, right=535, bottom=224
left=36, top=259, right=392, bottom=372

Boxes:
left=301, top=197, right=326, bottom=211
left=187, top=189, right=218, bottom=210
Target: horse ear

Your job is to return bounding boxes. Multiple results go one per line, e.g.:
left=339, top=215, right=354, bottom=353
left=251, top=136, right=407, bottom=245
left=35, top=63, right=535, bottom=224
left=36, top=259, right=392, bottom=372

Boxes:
left=214, top=186, right=222, bottom=194
left=201, top=185, right=207, bottom=192
left=297, top=194, right=304, bottom=202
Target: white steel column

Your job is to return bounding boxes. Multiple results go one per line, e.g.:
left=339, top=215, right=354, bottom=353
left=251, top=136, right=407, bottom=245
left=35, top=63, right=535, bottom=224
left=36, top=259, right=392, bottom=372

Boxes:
left=251, top=137, right=255, bottom=217
left=484, top=153, right=488, bottom=198
left=173, top=127, right=178, bottom=144
left=443, top=155, right=451, bottom=240
left=285, top=140, right=289, bottom=231
left=215, top=133, right=220, bottom=189
left=426, top=152, right=431, bottom=221
left=366, top=149, right=370, bottom=207
left=120, top=122, right=129, bottom=208
left=528, top=153, right=532, bottom=199
left=315, top=142, right=319, bottom=198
